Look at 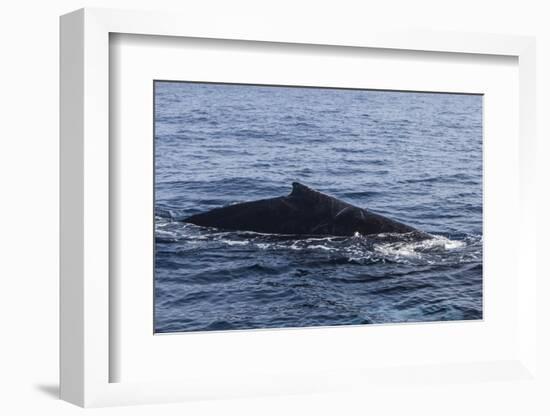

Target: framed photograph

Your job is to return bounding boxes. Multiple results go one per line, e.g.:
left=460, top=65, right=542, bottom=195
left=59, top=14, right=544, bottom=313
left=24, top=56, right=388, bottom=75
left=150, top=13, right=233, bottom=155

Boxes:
left=60, top=8, right=538, bottom=407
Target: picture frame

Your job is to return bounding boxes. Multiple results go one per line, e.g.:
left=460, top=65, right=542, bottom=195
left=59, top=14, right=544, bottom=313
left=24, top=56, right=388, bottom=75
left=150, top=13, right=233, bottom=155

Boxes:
left=60, top=7, right=537, bottom=407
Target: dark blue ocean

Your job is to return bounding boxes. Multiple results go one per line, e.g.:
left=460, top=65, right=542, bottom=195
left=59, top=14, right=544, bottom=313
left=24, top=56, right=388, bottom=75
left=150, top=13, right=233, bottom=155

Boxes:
left=154, top=81, right=483, bottom=333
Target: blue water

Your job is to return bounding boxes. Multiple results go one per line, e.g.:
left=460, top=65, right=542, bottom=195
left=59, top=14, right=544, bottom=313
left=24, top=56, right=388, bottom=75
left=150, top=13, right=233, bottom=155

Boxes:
left=154, top=81, right=483, bottom=333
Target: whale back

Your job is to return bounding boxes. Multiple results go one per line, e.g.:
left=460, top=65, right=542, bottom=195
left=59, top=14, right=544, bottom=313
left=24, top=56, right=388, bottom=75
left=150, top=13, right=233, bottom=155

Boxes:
left=183, top=182, right=418, bottom=236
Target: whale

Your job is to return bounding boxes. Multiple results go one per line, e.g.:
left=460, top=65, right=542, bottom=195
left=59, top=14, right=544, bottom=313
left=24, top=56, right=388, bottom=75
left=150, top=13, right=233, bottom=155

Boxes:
left=183, top=182, right=428, bottom=238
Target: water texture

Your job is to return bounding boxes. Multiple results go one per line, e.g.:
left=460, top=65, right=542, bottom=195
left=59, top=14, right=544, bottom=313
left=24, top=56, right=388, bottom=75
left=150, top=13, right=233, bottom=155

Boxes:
left=154, top=81, right=483, bottom=333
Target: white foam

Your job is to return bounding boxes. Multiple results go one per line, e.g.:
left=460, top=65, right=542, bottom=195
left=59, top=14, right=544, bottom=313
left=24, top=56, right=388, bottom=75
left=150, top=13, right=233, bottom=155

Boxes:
left=307, top=245, right=333, bottom=251
left=373, top=235, right=466, bottom=260
left=222, top=240, right=249, bottom=246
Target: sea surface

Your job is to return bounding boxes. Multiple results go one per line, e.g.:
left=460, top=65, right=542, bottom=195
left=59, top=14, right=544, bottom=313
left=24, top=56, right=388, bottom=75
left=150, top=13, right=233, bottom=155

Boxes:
left=154, top=81, right=483, bottom=333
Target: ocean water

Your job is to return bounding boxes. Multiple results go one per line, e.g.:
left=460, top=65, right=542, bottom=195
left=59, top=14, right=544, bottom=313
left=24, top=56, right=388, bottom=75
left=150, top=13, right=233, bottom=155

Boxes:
left=154, top=81, right=483, bottom=333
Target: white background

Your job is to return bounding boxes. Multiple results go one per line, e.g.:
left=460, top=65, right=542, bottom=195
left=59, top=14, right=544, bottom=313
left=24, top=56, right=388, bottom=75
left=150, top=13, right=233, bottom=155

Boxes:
left=1, top=1, right=548, bottom=415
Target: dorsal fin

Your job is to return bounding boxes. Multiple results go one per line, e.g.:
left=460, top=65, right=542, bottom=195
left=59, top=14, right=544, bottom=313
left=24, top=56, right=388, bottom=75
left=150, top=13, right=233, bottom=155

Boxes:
left=289, top=182, right=341, bottom=205
left=289, top=182, right=354, bottom=213
left=290, top=182, right=318, bottom=198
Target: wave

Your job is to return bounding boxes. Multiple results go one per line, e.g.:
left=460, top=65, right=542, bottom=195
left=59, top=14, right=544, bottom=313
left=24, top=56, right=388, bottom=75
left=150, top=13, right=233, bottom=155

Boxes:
left=155, top=219, right=482, bottom=267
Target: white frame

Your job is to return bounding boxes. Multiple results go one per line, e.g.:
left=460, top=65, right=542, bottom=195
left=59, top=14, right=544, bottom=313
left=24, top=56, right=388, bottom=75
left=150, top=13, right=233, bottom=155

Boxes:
left=60, top=7, right=537, bottom=407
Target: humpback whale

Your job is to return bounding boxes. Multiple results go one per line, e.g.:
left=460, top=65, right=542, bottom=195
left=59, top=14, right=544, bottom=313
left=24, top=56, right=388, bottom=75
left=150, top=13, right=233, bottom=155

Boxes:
left=184, top=182, right=426, bottom=238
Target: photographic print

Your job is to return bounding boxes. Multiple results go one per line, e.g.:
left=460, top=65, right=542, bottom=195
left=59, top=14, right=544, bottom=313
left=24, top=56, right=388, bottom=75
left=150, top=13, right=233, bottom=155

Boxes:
left=154, top=81, right=483, bottom=333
